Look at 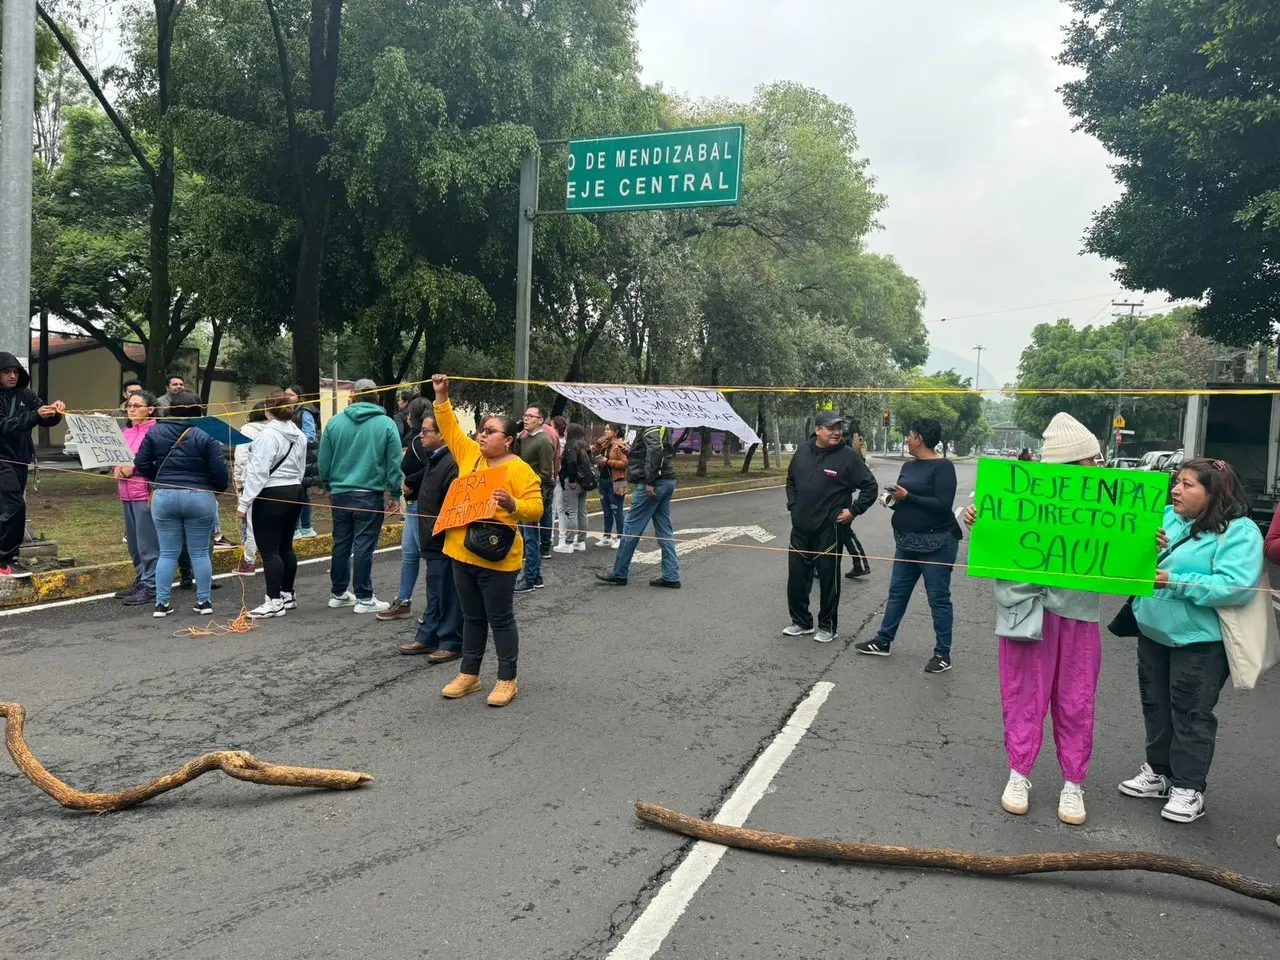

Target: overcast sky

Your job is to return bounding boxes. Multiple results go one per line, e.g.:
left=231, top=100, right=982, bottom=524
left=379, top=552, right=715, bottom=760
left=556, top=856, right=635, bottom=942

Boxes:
left=635, top=0, right=1159, bottom=389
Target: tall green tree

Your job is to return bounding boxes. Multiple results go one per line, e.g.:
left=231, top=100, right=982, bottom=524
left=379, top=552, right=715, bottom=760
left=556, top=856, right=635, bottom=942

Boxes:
left=1060, top=0, right=1280, bottom=345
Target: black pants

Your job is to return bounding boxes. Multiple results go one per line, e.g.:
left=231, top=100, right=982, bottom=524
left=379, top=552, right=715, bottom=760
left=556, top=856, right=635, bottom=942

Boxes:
left=454, top=561, right=520, bottom=681
left=252, top=484, right=306, bottom=598
left=787, top=524, right=842, bottom=632
left=840, top=525, right=870, bottom=576
left=0, top=463, right=27, bottom=563
left=1137, top=635, right=1230, bottom=792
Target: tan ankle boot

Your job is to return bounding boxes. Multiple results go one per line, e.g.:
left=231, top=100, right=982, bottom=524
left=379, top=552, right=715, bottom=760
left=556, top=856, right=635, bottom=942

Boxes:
left=487, top=679, right=518, bottom=707
left=442, top=672, right=482, bottom=699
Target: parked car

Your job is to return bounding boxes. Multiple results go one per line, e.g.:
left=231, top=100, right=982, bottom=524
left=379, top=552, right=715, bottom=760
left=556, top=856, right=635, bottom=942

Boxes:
left=1135, top=449, right=1176, bottom=471
left=1107, top=457, right=1140, bottom=469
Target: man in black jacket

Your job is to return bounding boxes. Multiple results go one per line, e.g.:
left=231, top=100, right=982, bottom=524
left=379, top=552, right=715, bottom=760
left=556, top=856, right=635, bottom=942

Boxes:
left=784, top=411, right=877, bottom=642
left=0, top=352, right=64, bottom=578
left=400, top=414, right=463, bottom=661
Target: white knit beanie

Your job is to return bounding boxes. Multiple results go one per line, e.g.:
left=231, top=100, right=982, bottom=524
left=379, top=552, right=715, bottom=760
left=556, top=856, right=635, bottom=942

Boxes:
left=1040, top=412, right=1101, bottom=465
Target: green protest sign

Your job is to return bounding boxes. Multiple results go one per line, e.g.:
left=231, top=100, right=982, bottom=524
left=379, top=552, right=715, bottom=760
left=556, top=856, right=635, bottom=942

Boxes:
left=967, top=458, right=1168, bottom=597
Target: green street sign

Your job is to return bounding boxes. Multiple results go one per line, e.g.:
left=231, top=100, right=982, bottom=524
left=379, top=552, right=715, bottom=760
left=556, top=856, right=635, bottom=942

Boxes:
left=566, top=124, right=745, bottom=214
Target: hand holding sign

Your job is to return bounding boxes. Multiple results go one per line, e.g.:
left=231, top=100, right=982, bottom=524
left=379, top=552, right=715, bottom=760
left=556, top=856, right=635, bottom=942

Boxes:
left=433, top=465, right=510, bottom=535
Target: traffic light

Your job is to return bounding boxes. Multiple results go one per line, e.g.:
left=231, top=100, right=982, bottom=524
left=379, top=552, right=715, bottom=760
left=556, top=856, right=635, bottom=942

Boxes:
left=882, top=411, right=891, bottom=427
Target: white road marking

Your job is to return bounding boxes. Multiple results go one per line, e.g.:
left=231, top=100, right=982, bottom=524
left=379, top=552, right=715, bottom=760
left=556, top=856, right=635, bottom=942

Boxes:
left=0, top=545, right=402, bottom=618
left=630, top=525, right=776, bottom=565
left=607, top=680, right=835, bottom=960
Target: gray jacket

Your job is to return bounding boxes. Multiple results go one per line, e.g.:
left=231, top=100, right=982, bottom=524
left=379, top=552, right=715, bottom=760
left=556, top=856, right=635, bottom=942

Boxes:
left=237, top=420, right=306, bottom=513
left=994, top=582, right=1100, bottom=641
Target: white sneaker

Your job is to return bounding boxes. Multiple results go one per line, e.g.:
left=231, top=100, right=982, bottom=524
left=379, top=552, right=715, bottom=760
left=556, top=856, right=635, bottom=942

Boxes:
left=353, top=597, right=391, bottom=615
left=1002, top=773, right=1030, bottom=815
left=598, top=536, right=613, bottom=547
left=814, top=628, right=837, bottom=644
left=782, top=624, right=815, bottom=637
left=281, top=591, right=297, bottom=611
left=552, top=543, right=575, bottom=554
left=610, top=539, right=620, bottom=549
left=1058, top=782, right=1086, bottom=825
left=328, top=591, right=356, bottom=609
left=574, top=541, right=587, bottom=552
left=249, top=597, right=286, bottom=619
left=1161, top=787, right=1205, bottom=823
left=1118, top=762, right=1172, bottom=799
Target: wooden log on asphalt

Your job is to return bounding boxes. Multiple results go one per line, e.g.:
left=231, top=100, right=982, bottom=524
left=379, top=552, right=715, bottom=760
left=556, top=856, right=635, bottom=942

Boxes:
left=1, top=702, right=373, bottom=813
left=635, top=801, right=1280, bottom=907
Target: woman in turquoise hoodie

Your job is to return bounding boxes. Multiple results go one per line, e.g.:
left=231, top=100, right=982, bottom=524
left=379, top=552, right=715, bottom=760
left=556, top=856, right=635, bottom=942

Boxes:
left=1122, top=457, right=1262, bottom=824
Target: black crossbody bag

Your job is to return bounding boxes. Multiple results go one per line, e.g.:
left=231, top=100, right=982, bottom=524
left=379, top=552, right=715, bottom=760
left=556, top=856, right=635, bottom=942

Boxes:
left=1107, top=532, right=1194, bottom=637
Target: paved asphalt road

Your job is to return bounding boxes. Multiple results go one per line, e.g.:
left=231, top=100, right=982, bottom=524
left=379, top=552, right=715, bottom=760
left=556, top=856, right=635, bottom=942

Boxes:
left=2, top=460, right=1278, bottom=959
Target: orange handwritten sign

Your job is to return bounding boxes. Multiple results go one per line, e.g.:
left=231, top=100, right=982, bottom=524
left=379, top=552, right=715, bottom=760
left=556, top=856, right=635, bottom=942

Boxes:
left=433, top=464, right=510, bottom=534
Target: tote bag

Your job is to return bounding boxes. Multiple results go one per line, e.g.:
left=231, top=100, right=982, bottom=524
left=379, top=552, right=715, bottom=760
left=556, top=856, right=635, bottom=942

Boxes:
left=1217, top=574, right=1280, bottom=691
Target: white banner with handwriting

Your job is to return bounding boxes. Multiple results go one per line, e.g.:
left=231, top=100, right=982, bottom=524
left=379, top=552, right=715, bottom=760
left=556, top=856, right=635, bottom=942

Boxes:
left=546, top=383, right=761, bottom=446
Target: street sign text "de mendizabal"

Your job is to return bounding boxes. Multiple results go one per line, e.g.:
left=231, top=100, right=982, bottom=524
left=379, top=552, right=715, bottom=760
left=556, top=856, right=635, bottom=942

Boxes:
left=565, top=125, right=744, bottom=213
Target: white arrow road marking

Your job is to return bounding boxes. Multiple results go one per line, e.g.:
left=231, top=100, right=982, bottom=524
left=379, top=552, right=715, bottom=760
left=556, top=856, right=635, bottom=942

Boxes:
left=630, top=525, right=776, bottom=565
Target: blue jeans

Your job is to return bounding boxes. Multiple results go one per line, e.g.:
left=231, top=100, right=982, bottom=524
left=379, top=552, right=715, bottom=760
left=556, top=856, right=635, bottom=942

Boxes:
left=330, top=490, right=386, bottom=601
left=612, top=479, right=679, bottom=583
left=539, top=485, right=555, bottom=553
left=599, top=481, right=626, bottom=536
left=873, top=538, right=959, bottom=660
left=416, top=555, right=463, bottom=652
left=152, top=489, right=217, bottom=605
left=520, top=521, right=542, bottom=583
left=121, top=500, right=159, bottom=591
left=297, top=502, right=313, bottom=531
left=396, top=501, right=422, bottom=602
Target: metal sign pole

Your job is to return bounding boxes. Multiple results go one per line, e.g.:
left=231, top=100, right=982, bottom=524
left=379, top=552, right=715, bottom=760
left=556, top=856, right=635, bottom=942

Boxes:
left=513, top=148, right=540, bottom=417
left=0, top=0, right=36, bottom=368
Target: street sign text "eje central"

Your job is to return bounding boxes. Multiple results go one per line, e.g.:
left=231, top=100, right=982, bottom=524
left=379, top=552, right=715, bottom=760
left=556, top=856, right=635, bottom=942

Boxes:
left=566, top=124, right=744, bottom=214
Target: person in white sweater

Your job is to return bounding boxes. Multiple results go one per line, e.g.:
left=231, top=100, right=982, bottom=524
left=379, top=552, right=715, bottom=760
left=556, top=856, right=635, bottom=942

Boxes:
left=238, top=393, right=308, bottom=618
left=232, top=404, right=268, bottom=574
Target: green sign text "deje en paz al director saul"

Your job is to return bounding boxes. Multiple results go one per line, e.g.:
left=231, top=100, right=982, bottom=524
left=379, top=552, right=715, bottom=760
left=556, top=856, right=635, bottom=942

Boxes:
left=967, top=458, right=1169, bottom=597
left=566, top=125, right=744, bottom=214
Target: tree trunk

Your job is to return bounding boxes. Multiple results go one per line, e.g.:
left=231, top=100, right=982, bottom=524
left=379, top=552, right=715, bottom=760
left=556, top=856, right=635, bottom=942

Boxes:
left=696, top=426, right=712, bottom=478
left=758, top=396, right=770, bottom=469
left=200, top=320, right=226, bottom=404
left=291, top=220, right=326, bottom=397
left=740, top=443, right=758, bottom=473
left=770, top=397, right=783, bottom=466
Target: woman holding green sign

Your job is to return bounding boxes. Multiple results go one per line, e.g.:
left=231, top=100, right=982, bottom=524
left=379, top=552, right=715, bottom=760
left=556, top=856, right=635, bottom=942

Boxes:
left=1120, top=457, right=1262, bottom=824
left=965, top=412, right=1105, bottom=827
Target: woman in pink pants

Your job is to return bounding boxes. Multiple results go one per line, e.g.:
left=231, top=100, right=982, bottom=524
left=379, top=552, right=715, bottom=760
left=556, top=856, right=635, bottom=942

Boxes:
left=966, top=412, right=1103, bottom=825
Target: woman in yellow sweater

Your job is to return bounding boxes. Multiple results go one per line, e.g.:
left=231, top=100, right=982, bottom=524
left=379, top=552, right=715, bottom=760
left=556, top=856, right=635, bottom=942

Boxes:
left=431, top=374, right=544, bottom=707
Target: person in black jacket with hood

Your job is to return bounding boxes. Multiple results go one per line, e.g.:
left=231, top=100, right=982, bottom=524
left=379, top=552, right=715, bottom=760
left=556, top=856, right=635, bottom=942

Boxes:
left=0, top=352, right=64, bottom=578
left=783, top=411, right=878, bottom=642
left=400, top=412, right=463, bottom=661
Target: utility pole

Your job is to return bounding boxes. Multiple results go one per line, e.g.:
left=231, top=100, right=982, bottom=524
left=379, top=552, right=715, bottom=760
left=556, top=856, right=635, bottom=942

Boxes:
left=972, top=344, right=985, bottom=390
left=0, top=0, right=36, bottom=371
left=513, top=148, right=540, bottom=417
left=1110, top=299, right=1143, bottom=459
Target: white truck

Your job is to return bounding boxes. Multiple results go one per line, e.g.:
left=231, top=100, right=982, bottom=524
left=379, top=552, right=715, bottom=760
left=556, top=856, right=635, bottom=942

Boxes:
left=1180, top=384, right=1280, bottom=526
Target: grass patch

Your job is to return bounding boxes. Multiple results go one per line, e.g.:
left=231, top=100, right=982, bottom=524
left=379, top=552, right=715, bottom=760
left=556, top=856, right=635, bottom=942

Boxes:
left=27, top=453, right=787, bottom=566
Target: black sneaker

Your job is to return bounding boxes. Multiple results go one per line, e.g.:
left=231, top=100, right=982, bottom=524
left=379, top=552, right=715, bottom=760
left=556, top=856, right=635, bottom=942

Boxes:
left=540, top=548, right=553, bottom=560
left=178, top=579, right=194, bottom=591
left=854, top=639, right=891, bottom=657
left=123, top=588, right=155, bottom=607
left=153, top=603, right=173, bottom=618
left=594, top=573, right=627, bottom=586
left=924, top=655, right=952, bottom=674
left=115, top=580, right=141, bottom=599
left=193, top=600, right=213, bottom=615
left=514, top=580, right=536, bottom=594
left=533, top=576, right=545, bottom=589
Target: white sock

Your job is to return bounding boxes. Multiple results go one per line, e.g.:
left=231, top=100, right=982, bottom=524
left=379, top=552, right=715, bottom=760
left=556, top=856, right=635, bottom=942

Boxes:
left=1064, top=780, right=1082, bottom=792
left=1009, top=769, right=1028, bottom=784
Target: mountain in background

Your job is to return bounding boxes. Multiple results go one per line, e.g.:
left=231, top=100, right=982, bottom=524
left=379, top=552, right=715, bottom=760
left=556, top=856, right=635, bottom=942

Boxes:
left=926, top=346, right=1000, bottom=391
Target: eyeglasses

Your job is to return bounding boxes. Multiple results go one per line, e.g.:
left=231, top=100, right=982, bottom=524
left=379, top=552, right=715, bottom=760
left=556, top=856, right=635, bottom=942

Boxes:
left=420, top=426, right=439, bottom=435
left=126, top=401, right=150, bottom=409
left=479, top=426, right=505, bottom=436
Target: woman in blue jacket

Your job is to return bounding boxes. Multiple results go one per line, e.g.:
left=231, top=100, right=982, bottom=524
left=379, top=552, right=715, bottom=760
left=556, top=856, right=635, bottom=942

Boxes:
left=1122, top=457, right=1262, bottom=823
left=135, top=392, right=230, bottom=618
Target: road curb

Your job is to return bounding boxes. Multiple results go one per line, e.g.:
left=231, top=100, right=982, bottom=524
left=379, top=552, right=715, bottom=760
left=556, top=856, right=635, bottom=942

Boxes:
left=0, top=477, right=785, bottom=610
left=0, top=524, right=405, bottom=610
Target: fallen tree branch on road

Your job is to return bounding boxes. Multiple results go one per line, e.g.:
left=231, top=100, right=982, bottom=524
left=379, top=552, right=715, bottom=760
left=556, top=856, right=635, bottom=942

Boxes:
left=1, top=702, right=373, bottom=812
left=635, top=801, right=1279, bottom=907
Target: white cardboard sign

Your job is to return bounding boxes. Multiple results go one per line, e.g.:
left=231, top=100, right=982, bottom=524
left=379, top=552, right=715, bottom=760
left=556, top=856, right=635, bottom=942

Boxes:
left=547, top=383, right=761, bottom=446
left=64, top=414, right=135, bottom=469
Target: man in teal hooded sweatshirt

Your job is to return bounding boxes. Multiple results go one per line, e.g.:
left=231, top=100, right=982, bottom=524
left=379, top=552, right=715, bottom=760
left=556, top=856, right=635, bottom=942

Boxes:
left=319, top=378, right=404, bottom=613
